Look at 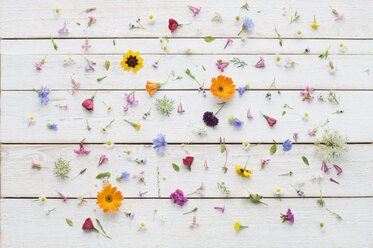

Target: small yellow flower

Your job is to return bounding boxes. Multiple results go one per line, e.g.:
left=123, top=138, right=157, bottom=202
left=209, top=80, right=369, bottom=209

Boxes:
left=340, top=43, right=343, bottom=48
left=276, top=56, right=281, bottom=62
left=304, top=113, right=309, bottom=117
left=297, top=30, right=302, bottom=35
left=149, top=15, right=153, bottom=20
left=236, top=16, right=240, bottom=21
left=320, top=222, right=324, bottom=228
left=55, top=9, right=60, bottom=14
left=234, top=221, right=248, bottom=231
left=310, top=15, right=319, bottom=29
left=29, top=116, right=34, bottom=121
left=135, top=123, right=141, bottom=131
left=163, top=46, right=167, bottom=51
left=235, top=165, right=252, bottom=179
left=138, top=222, right=145, bottom=231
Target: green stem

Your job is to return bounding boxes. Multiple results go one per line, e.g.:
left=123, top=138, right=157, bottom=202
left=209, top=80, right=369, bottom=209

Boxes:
left=214, top=102, right=226, bottom=115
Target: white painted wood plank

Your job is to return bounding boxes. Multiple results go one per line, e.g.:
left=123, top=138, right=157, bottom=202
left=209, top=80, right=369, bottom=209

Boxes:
left=3, top=54, right=372, bottom=90
left=1, top=90, right=372, bottom=143
left=2, top=144, right=372, bottom=197
left=1, top=0, right=373, bottom=38
left=1, top=198, right=372, bottom=247
left=2, top=39, right=373, bottom=55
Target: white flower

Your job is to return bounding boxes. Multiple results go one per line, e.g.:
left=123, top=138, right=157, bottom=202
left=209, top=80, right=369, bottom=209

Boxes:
left=296, top=176, right=305, bottom=186
left=194, top=127, right=207, bottom=137
left=242, top=141, right=250, bottom=150
left=38, top=196, right=47, bottom=204
left=147, top=14, right=155, bottom=24
left=105, top=140, right=114, bottom=149
left=274, top=188, right=282, bottom=196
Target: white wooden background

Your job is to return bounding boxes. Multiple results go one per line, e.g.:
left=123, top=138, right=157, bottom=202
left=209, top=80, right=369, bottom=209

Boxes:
left=1, top=0, right=373, bottom=247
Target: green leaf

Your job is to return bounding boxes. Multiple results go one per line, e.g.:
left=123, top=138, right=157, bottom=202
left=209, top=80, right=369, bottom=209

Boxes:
left=172, top=163, right=180, bottom=172
left=282, top=110, right=286, bottom=116
left=270, top=144, right=277, bottom=155
left=302, top=156, right=309, bottom=166
left=66, top=218, right=73, bottom=227
left=204, top=36, right=215, bottom=42
left=96, top=172, right=111, bottom=179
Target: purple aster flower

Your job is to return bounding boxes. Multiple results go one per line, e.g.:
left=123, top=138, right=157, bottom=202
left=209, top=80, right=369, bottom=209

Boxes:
left=238, top=17, right=254, bottom=35
left=282, top=139, right=292, bottom=152
left=238, top=86, right=247, bottom=96
left=281, top=208, right=294, bottom=223
left=170, top=189, right=188, bottom=206
left=153, top=134, right=167, bottom=153
left=35, top=86, right=50, bottom=104
left=203, top=111, right=219, bottom=127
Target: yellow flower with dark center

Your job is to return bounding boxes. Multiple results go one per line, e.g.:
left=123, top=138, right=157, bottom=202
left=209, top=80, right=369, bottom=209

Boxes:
left=235, top=165, right=252, bottom=179
left=120, top=50, right=144, bottom=73
left=210, top=75, right=236, bottom=100
left=97, top=184, right=124, bottom=213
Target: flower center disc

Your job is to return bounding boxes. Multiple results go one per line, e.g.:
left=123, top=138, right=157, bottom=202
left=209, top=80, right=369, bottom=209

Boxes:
left=126, top=56, right=139, bottom=68
left=105, top=195, right=113, bottom=203
left=218, top=86, right=224, bottom=92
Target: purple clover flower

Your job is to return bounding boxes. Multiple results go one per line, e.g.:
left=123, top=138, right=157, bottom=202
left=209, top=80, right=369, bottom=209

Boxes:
left=170, top=189, right=188, bottom=206
left=282, top=139, right=292, bottom=152
left=153, top=134, right=167, bottom=153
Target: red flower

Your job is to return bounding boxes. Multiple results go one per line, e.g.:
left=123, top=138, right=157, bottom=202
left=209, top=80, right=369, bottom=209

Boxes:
left=82, top=98, right=94, bottom=111
left=82, top=218, right=94, bottom=230
left=183, top=156, right=194, bottom=167
left=261, top=113, right=277, bottom=127
left=168, top=19, right=179, bottom=32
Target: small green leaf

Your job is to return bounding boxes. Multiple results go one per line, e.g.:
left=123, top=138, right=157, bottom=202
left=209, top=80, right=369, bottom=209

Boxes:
left=96, top=172, right=111, bottom=179
left=204, top=36, right=215, bottom=42
left=66, top=218, right=73, bottom=227
left=282, top=110, right=286, bottom=116
left=105, top=60, right=110, bottom=71
left=172, top=163, right=180, bottom=172
left=270, top=144, right=277, bottom=155
left=302, top=156, right=309, bottom=166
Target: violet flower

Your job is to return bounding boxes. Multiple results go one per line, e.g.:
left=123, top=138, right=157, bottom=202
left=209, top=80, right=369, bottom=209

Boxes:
left=47, top=123, right=58, bottom=130
left=123, top=91, right=138, bottom=112
left=153, top=134, right=167, bottom=153
left=58, top=22, right=69, bottom=35
left=203, top=112, right=219, bottom=127
left=282, top=139, right=292, bottom=151
left=85, top=60, right=95, bottom=71
left=34, top=86, right=50, bottom=104
left=280, top=209, right=294, bottom=223
left=170, top=189, right=188, bottom=206
left=228, top=116, right=243, bottom=127
left=238, top=86, right=247, bottom=96
left=98, top=154, right=108, bottom=166
left=116, top=171, right=130, bottom=181
left=238, top=17, right=254, bottom=35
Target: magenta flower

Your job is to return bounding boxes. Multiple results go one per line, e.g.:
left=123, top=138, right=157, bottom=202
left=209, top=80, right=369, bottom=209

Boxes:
left=123, top=91, right=138, bottom=112
left=74, top=140, right=91, bottom=155
left=88, top=16, right=97, bottom=26
left=35, top=63, right=42, bottom=71
left=247, top=108, right=253, bottom=119
left=170, top=189, right=188, bottom=206
left=177, top=102, right=185, bottom=113
left=188, top=5, right=201, bottom=16
left=255, top=56, right=265, bottom=68
left=58, top=192, right=69, bottom=202
left=300, top=86, right=314, bottom=103
left=216, top=60, right=229, bottom=72
left=329, top=61, right=337, bottom=74
left=281, top=209, right=294, bottom=223
left=81, top=39, right=91, bottom=51
left=139, top=191, right=148, bottom=198
left=98, top=154, right=108, bottom=166
left=224, top=37, right=233, bottom=49
left=261, top=159, right=270, bottom=168
left=333, top=164, right=343, bottom=175
left=214, top=205, right=225, bottom=213
left=321, top=161, right=331, bottom=172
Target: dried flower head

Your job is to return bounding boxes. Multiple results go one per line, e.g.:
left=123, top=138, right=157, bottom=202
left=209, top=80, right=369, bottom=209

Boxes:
left=155, top=95, right=175, bottom=116
left=315, top=129, right=348, bottom=161
left=54, top=158, right=71, bottom=179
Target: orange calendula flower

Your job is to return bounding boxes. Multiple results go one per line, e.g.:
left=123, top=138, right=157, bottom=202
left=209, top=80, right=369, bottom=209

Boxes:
left=120, top=50, right=144, bottom=73
left=146, top=81, right=159, bottom=96
left=97, top=184, right=124, bottom=213
left=210, top=75, right=236, bottom=100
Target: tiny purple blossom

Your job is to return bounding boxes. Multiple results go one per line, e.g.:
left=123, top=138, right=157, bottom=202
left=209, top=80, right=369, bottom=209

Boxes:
left=170, top=189, right=188, bottom=206
left=58, top=23, right=69, bottom=35
left=238, top=86, right=246, bottom=96
left=281, top=208, right=294, bottom=223
left=119, top=171, right=130, bottom=180
left=255, top=56, right=265, bottom=68
left=232, top=118, right=243, bottom=127
left=98, top=154, right=108, bottom=166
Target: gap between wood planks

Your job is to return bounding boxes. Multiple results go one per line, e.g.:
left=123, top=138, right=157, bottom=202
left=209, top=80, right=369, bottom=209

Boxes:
left=2, top=89, right=373, bottom=92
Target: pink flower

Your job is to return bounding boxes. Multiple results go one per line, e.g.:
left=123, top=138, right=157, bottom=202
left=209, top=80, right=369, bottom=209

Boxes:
left=214, top=205, right=225, bottom=213
left=82, top=218, right=94, bottom=230
left=82, top=94, right=95, bottom=111
left=35, top=63, right=42, bottom=71
left=177, top=103, right=185, bottom=113
left=247, top=108, right=253, bottom=119
left=261, top=113, right=277, bottom=127
left=321, top=161, right=331, bottom=172
left=123, top=91, right=138, bottom=112
left=300, top=86, right=314, bottom=102
left=333, top=164, right=343, bottom=175
left=74, top=139, right=91, bottom=155
left=58, top=192, right=69, bottom=202
left=224, top=37, right=233, bottom=49
left=255, top=56, right=265, bottom=68
left=188, top=5, right=201, bottom=16
left=204, top=160, right=209, bottom=170
left=293, top=132, right=299, bottom=142
left=139, top=191, right=148, bottom=197
left=334, top=12, right=344, bottom=20
left=261, top=159, right=270, bottom=168
left=133, top=171, right=145, bottom=184
left=308, top=129, right=317, bottom=136
left=216, top=60, right=229, bottom=72
left=88, top=16, right=97, bottom=26
left=98, top=154, right=108, bottom=166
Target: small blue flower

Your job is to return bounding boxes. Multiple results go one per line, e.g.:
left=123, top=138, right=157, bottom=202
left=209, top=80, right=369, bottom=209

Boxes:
left=47, top=123, right=57, bottom=130
left=233, top=118, right=243, bottom=127
left=153, top=134, right=167, bottom=153
left=38, top=86, right=50, bottom=104
left=243, top=17, right=254, bottom=30
left=238, top=87, right=246, bottom=96
left=120, top=171, right=130, bottom=180
left=282, top=139, right=292, bottom=152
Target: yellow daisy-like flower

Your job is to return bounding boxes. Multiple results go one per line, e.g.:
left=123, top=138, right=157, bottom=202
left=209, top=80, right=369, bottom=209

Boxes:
left=210, top=75, right=236, bottom=100
left=234, top=221, right=248, bottom=231
left=235, top=165, right=253, bottom=179
left=97, top=184, right=124, bottom=213
left=120, top=50, right=144, bottom=73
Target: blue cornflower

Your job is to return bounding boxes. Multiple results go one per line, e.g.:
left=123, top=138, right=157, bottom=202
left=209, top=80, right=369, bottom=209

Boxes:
left=282, top=139, right=292, bottom=152
left=153, top=134, right=167, bottom=153
left=238, top=17, right=254, bottom=35
left=238, top=87, right=247, bottom=96
left=34, top=86, right=50, bottom=104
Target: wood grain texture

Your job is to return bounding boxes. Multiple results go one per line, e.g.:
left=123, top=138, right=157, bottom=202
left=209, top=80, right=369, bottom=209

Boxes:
left=1, top=144, right=372, bottom=198
left=1, top=0, right=373, bottom=38
left=1, top=198, right=373, bottom=248
left=1, top=90, right=371, bottom=143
